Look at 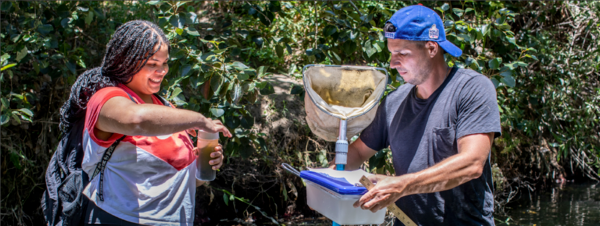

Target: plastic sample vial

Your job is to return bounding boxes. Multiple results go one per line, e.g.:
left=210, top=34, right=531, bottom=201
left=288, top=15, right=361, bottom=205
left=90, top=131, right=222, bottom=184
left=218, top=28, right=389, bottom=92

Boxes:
left=196, top=130, right=219, bottom=181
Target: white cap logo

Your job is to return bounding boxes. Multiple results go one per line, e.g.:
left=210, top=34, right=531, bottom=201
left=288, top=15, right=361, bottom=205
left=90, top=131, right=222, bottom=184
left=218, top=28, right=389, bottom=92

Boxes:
left=385, top=32, right=396, bottom=39
left=429, top=24, right=439, bottom=39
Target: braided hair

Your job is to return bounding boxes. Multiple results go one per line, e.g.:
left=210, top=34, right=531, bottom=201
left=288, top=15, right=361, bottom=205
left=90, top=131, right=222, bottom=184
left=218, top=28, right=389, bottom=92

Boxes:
left=59, top=20, right=170, bottom=133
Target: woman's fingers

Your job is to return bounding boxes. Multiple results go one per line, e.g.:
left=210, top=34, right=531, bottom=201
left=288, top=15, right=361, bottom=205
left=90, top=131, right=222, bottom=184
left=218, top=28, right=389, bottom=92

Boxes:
left=212, top=120, right=232, bottom=137
left=213, top=120, right=224, bottom=126
left=217, top=125, right=232, bottom=137
left=210, top=145, right=224, bottom=170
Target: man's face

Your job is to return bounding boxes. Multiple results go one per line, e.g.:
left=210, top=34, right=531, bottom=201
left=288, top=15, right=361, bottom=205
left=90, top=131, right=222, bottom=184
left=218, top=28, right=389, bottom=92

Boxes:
left=387, top=39, right=433, bottom=85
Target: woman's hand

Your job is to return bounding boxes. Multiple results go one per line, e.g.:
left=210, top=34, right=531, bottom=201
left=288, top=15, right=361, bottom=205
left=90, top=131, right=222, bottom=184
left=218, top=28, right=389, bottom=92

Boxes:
left=208, top=120, right=232, bottom=138
left=192, top=143, right=225, bottom=170
left=187, top=120, right=232, bottom=138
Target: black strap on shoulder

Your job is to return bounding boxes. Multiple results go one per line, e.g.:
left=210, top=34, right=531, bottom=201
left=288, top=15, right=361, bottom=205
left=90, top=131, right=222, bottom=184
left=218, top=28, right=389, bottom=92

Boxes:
left=153, top=93, right=173, bottom=107
left=92, top=92, right=136, bottom=201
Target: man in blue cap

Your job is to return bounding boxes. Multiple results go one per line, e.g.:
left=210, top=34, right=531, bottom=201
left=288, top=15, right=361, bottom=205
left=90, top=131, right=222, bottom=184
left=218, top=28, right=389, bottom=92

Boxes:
left=339, top=5, right=501, bottom=225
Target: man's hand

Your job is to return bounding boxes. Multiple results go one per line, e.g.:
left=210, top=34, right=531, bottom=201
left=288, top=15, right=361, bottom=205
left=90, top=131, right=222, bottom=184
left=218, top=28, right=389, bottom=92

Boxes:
left=353, top=174, right=408, bottom=213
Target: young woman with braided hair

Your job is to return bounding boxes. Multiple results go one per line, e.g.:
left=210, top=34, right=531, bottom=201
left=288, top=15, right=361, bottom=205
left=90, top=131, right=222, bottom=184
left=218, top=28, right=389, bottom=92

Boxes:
left=59, top=20, right=231, bottom=225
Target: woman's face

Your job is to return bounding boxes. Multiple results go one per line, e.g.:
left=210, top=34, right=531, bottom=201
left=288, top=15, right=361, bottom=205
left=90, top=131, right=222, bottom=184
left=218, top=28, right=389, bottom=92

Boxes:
left=126, top=44, right=169, bottom=97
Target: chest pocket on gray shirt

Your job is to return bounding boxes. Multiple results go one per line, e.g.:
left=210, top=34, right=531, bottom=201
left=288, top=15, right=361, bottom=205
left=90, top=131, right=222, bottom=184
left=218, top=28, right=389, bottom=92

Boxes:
left=432, top=126, right=457, bottom=163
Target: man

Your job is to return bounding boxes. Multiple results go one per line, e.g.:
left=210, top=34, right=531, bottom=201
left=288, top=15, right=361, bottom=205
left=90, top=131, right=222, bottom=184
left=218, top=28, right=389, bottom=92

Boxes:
left=339, top=5, right=501, bottom=226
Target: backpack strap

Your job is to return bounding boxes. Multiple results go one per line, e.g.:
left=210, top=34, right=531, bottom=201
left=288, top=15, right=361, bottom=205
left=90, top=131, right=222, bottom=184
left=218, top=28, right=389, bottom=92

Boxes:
left=153, top=93, right=174, bottom=108
left=91, top=92, right=136, bottom=201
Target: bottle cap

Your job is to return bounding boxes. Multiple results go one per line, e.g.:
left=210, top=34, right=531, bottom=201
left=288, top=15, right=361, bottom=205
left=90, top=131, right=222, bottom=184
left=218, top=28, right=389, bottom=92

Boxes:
left=197, top=130, right=219, bottom=140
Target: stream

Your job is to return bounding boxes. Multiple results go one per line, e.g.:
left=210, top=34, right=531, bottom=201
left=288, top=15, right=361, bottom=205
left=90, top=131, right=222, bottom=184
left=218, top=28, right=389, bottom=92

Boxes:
left=496, top=182, right=600, bottom=226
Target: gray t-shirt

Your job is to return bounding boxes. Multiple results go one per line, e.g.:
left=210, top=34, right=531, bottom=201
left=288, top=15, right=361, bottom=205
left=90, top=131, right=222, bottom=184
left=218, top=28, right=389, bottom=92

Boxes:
left=360, top=68, right=501, bottom=226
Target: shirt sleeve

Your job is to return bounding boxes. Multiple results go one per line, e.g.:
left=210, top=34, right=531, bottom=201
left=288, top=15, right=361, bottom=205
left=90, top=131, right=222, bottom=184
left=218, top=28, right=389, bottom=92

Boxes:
left=456, top=75, right=502, bottom=139
left=84, top=87, right=130, bottom=147
left=359, top=97, right=390, bottom=151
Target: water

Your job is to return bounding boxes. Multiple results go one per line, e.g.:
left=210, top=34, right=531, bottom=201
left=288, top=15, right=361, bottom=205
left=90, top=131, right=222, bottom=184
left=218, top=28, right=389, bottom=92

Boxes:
left=497, top=183, right=600, bottom=226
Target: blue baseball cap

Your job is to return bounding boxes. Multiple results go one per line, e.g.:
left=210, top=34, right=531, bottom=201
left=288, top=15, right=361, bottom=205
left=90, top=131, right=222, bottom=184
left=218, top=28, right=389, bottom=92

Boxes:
left=384, top=5, right=462, bottom=57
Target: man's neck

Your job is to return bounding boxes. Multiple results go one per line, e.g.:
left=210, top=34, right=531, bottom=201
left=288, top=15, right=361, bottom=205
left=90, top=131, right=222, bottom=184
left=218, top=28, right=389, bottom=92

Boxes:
left=415, top=63, right=451, bottom=99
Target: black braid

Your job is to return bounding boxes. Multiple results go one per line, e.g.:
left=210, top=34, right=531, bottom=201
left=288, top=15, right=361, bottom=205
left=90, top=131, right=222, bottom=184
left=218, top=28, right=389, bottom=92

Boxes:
left=59, top=20, right=170, bottom=133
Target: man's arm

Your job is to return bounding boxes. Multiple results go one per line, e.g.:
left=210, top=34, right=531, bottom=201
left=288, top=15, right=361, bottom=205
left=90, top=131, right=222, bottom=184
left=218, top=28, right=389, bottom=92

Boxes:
left=330, top=137, right=378, bottom=170
left=355, top=132, right=494, bottom=212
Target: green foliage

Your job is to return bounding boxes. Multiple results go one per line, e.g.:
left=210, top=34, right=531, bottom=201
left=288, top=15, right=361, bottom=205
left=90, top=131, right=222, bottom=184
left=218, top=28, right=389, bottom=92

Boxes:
left=1, top=1, right=599, bottom=224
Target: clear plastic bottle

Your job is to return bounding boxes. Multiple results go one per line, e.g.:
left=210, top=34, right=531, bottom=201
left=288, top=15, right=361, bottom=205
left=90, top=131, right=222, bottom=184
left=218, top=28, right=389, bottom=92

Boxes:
left=196, top=130, right=219, bottom=181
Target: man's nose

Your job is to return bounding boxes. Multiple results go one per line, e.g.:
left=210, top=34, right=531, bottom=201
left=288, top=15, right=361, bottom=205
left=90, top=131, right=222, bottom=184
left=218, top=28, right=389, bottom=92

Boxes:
left=390, top=56, right=401, bottom=68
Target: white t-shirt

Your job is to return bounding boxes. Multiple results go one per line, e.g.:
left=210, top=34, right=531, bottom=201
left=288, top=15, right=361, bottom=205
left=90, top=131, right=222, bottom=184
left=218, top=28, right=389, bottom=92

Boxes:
left=82, top=85, right=197, bottom=225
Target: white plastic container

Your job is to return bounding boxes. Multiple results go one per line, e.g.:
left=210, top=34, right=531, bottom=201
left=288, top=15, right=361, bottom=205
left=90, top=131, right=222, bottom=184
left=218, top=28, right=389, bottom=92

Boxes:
left=301, top=171, right=386, bottom=225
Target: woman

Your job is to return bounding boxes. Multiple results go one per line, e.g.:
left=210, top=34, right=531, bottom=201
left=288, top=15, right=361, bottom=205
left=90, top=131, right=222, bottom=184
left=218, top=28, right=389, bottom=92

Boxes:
left=59, top=20, right=231, bottom=225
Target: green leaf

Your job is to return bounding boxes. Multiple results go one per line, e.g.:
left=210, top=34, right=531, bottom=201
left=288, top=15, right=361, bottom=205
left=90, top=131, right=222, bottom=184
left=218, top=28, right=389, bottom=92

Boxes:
left=323, top=25, right=337, bottom=37
left=258, top=66, right=266, bottom=78
left=1, top=53, right=9, bottom=63
left=66, top=61, right=77, bottom=74
left=343, top=41, right=356, bottom=55
left=258, top=81, right=275, bottom=95
left=77, top=58, right=87, bottom=69
left=180, top=65, right=191, bottom=77
left=488, top=58, right=502, bottom=69
left=16, top=47, right=27, bottom=62
left=210, top=108, right=224, bottom=117
left=225, top=115, right=240, bottom=129
left=501, top=75, right=516, bottom=88
left=240, top=114, right=254, bottom=129
left=1, top=63, right=16, bottom=71
left=223, top=194, right=229, bottom=206
left=18, top=108, right=33, bottom=117
left=237, top=73, right=249, bottom=81
left=239, top=137, right=255, bottom=158
left=185, top=27, right=200, bottom=36
left=175, top=28, right=183, bottom=36
left=515, top=61, right=528, bottom=68
left=10, top=152, right=21, bottom=170
left=37, top=24, right=54, bottom=34
left=490, top=78, right=500, bottom=88
left=85, top=11, right=94, bottom=25
left=500, top=69, right=513, bottom=78
left=441, top=3, right=450, bottom=12
left=276, top=44, right=284, bottom=58
left=256, top=137, right=267, bottom=152
left=290, top=84, right=304, bottom=95
left=210, top=75, right=223, bottom=94
left=169, top=15, right=185, bottom=29
left=170, top=88, right=182, bottom=99
left=0, top=113, right=9, bottom=125
left=1, top=97, right=8, bottom=111
left=252, top=37, right=264, bottom=47
left=453, top=8, right=464, bottom=17
left=364, top=44, right=376, bottom=57
left=60, top=18, right=71, bottom=28
left=1, top=1, right=13, bottom=12
left=231, top=61, right=248, bottom=70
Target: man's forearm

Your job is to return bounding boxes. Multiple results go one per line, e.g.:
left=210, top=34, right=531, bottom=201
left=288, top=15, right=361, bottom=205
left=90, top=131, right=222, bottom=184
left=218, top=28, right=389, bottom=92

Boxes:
left=394, top=133, right=492, bottom=197
left=397, top=153, right=484, bottom=196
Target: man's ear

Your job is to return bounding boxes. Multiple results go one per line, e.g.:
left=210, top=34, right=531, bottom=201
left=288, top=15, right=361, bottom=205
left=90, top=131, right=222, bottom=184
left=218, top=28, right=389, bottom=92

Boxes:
left=426, top=41, right=439, bottom=58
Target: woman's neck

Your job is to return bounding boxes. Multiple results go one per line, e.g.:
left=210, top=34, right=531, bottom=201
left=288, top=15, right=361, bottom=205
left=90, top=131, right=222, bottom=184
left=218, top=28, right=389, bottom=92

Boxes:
left=138, top=94, right=153, bottom=104
left=119, top=84, right=153, bottom=104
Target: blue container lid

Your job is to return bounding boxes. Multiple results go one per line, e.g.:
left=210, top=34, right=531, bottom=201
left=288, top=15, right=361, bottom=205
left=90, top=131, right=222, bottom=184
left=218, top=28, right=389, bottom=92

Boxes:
left=300, top=171, right=367, bottom=195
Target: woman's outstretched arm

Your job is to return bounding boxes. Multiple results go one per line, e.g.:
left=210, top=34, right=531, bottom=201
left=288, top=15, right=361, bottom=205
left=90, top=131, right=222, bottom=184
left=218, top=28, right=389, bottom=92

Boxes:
left=96, top=96, right=232, bottom=137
